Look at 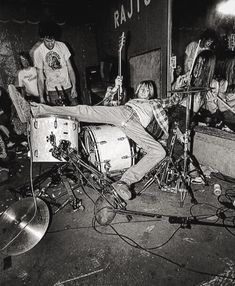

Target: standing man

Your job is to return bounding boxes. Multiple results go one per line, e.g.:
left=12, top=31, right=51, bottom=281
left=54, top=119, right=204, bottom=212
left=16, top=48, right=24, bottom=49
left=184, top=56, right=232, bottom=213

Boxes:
left=32, top=21, right=78, bottom=106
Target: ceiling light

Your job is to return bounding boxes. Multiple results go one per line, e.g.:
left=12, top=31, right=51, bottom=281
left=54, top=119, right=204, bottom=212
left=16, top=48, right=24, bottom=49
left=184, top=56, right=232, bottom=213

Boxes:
left=217, top=0, right=235, bottom=16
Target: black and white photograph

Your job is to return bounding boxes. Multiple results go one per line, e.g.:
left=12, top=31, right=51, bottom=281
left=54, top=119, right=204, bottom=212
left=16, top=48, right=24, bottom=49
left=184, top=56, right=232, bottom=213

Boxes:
left=0, top=0, right=235, bottom=285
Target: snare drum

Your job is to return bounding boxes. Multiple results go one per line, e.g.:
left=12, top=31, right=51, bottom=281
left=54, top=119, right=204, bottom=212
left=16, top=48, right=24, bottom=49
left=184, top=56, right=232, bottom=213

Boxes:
left=30, top=115, right=80, bottom=162
left=83, top=124, right=135, bottom=176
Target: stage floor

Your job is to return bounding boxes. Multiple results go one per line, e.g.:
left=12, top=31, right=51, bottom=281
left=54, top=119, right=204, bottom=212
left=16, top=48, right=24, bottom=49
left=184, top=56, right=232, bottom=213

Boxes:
left=1, top=148, right=235, bottom=286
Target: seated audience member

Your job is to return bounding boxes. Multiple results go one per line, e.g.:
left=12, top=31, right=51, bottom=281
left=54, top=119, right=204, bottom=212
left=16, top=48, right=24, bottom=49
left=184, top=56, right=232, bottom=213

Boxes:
left=16, top=51, right=40, bottom=103
left=30, top=76, right=186, bottom=202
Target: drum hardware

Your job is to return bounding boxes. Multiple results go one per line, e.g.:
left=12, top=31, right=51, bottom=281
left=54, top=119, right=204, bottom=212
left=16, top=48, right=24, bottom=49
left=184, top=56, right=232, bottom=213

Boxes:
left=47, top=137, right=129, bottom=220
left=30, top=115, right=79, bottom=163
left=135, top=122, right=197, bottom=207
left=166, top=49, right=211, bottom=206
left=168, top=87, right=214, bottom=94
left=55, top=86, right=67, bottom=106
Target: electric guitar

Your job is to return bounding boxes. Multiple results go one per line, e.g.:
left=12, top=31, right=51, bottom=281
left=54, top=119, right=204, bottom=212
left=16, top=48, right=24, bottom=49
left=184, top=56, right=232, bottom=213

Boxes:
left=117, top=32, right=125, bottom=105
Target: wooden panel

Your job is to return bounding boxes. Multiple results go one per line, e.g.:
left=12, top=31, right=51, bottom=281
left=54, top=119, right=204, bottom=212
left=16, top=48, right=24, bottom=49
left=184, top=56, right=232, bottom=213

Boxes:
left=129, top=49, right=161, bottom=96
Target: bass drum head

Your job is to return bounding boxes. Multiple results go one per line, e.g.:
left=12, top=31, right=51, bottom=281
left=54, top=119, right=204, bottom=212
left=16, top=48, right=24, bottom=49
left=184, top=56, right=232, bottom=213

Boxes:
left=83, top=124, right=134, bottom=176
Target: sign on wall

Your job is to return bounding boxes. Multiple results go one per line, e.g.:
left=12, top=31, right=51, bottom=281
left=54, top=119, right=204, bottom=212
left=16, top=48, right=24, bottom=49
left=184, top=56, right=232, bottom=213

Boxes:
left=114, top=0, right=152, bottom=28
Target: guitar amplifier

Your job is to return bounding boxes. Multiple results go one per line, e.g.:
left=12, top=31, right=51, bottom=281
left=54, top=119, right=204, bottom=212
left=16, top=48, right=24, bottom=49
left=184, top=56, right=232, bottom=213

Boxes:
left=193, top=126, right=235, bottom=178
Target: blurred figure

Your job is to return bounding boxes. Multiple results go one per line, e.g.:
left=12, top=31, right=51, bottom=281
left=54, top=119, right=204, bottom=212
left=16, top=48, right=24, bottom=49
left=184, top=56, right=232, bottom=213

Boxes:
left=184, top=28, right=218, bottom=74
left=16, top=51, right=40, bottom=103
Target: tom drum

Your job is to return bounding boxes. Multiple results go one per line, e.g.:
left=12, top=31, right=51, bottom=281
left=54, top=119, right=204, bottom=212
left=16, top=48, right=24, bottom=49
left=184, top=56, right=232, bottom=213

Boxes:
left=30, top=115, right=80, bottom=162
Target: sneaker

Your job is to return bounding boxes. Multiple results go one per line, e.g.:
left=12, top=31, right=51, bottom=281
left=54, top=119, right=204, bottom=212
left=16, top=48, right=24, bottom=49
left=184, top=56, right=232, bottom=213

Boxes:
left=112, top=181, right=132, bottom=200
left=7, top=141, right=15, bottom=148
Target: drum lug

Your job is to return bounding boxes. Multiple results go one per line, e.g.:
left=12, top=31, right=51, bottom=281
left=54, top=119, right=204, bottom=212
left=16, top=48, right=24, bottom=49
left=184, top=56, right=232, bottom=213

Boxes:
left=54, top=118, right=57, bottom=129
left=118, top=137, right=125, bottom=141
left=34, top=150, right=38, bottom=158
left=104, top=161, right=111, bottom=172
left=34, top=119, right=38, bottom=129
left=99, top=140, right=107, bottom=145
left=121, top=155, right=129, bottom=159
left=94, top=161, right=101, bottom=167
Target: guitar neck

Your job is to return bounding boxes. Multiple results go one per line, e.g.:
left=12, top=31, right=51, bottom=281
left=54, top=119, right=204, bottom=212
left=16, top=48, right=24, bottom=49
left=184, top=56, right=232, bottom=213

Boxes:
left=118, top=50, right=122, bottom=77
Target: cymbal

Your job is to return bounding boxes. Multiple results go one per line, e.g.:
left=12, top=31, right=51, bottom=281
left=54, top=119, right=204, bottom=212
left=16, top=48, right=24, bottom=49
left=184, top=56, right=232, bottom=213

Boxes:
left=0, top=197, right=50, bottom=256
left=168, top=87, right=214, bottom=93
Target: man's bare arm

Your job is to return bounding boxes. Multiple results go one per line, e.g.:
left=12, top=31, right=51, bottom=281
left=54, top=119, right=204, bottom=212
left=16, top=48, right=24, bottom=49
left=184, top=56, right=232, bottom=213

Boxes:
left=36, top=68, right=46, bottom=103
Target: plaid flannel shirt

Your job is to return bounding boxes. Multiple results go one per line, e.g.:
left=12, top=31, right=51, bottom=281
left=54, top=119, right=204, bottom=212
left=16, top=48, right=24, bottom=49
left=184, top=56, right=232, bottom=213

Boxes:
left=149, top=93, right=183, bottom=137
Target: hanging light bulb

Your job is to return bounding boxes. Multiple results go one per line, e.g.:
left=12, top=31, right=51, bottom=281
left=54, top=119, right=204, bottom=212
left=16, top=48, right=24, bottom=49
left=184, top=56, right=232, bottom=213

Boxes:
left=217, top=0, right=235, bottom=16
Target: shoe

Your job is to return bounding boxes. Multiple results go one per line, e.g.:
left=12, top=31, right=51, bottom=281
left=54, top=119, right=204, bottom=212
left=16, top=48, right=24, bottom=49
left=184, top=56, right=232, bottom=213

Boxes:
left=7, top=141, right=15, bottom=148
left=191, top=176, right=204, bottom=184
left=112, top=181, right=132, bottom=200
left=20, top=141, right=28, bottom=147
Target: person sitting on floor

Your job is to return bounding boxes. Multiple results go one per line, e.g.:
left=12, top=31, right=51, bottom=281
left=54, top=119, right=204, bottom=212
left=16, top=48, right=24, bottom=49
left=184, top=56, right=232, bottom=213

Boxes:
left=30, top=76, right=186, bottom=202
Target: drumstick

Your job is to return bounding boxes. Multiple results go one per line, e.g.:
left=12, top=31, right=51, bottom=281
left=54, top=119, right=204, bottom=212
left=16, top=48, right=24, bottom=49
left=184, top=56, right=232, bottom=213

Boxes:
left=217, top=94, right=235, bottom=115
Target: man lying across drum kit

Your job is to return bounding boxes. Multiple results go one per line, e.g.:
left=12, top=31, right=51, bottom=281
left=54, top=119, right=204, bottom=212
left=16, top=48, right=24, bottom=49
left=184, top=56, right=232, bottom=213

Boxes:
left=30, top=75, right=187, bottom=202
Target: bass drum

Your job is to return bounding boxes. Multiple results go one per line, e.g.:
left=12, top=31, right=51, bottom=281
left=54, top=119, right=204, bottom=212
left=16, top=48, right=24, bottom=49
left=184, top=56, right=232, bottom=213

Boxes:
left=83, top=124, right=135, bottom=176
left=30, top=115, right=80, bottom=162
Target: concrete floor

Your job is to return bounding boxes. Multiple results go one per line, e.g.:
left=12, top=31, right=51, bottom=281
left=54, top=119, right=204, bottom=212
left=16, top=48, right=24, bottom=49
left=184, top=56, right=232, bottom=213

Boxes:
left=1, top=148, right=235, bottom=286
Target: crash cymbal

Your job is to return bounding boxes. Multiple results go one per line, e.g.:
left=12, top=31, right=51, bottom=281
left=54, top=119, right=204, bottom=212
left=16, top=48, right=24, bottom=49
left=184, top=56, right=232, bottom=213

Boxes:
left=0, top=197, right=50, bottom=256
left=168, top=87, right=214, bottom=93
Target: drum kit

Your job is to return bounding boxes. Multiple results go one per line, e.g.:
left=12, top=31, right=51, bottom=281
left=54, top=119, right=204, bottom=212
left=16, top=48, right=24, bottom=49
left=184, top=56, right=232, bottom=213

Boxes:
left=1, top=82, right=211, bottom=256
left=1, top=42, right=213, bottom=256
left=0, top=113, right=139, bottom=256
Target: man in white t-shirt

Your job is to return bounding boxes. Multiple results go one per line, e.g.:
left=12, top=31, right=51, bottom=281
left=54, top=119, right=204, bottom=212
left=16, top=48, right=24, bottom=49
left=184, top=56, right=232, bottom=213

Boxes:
left=17, top=52, right=40, bottom=102
left=32, top=21, right=78, bottom=106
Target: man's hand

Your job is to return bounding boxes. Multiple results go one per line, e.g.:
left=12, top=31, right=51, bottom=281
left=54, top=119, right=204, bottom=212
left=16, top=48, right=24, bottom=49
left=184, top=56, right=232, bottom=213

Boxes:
left=113, top=76, right=123, bottom=92
left=174, top=73, right=190, bottom=90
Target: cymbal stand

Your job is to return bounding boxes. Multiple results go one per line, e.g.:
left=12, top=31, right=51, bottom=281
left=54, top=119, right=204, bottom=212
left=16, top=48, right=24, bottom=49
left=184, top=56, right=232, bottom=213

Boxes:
left=137, top=123, right=198, bottom=206
left=174, top=94, right=208, bottom=206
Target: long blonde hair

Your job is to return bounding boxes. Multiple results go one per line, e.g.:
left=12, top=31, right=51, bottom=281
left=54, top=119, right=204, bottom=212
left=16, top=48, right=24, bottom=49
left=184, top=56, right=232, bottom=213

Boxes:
left=135, top=80, right=156, bottom=99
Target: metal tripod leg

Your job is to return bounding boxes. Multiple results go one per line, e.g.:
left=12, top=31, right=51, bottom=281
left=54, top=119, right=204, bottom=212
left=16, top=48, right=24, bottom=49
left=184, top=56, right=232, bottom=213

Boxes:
left=187, top=153, right=208, bottom=185
left=137, top=157, right=171, bottom=196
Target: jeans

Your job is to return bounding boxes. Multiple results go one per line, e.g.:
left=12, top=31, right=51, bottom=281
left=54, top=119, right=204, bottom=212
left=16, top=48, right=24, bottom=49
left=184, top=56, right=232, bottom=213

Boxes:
left=31, top=104, right=166, bottom=186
